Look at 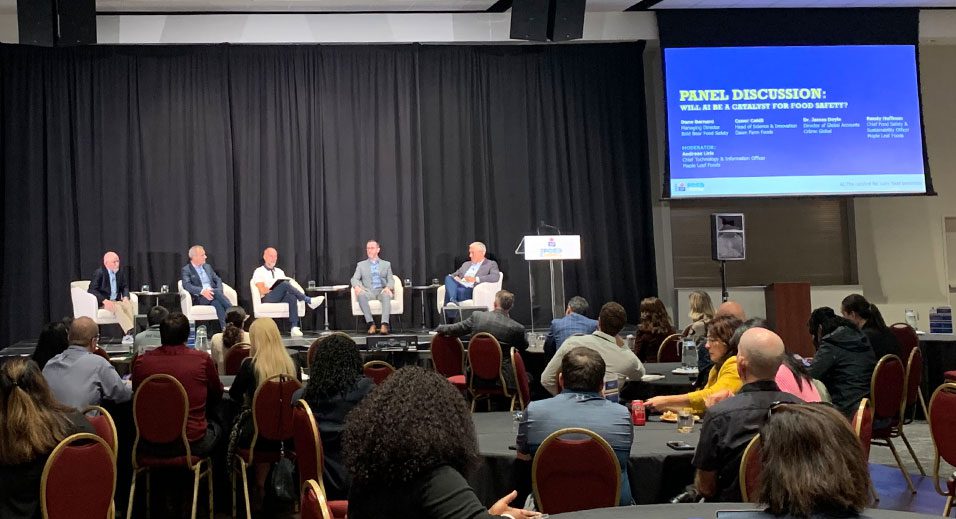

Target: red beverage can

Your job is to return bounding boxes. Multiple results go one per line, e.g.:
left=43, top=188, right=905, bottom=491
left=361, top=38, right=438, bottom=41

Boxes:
left=630, top=400, right=646, bottom=426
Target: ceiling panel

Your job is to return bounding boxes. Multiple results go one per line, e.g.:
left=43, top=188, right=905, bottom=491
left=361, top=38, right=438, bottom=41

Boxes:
left=91, top=0, right=498, bottom=12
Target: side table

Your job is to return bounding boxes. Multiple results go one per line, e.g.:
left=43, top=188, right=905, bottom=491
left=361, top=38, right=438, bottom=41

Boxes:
left=305, top=285, right=349, bottom=331
left=409, top=285, right=440, bottom=331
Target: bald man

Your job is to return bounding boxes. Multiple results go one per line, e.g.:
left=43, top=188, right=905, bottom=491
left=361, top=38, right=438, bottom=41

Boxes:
left=252, top=247, right=322, bottom=337
left=42, top=316, right=132, bottom=409
left=88, top=251, right=136, bottom=339
left=690, top=328, right=803, bottom=502
left=715, top=300, right=746, bottom=321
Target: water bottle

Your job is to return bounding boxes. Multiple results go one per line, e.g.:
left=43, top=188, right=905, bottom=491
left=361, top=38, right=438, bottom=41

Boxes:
left=681, top=338, right=696, bottom=369
left=188, top=322, right=196, bottom=348
left=195, top=325, right=208, bottom=353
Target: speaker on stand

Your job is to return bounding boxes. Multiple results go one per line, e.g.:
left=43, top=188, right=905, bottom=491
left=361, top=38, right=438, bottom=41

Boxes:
left=711, top=213, right=746, bottom=303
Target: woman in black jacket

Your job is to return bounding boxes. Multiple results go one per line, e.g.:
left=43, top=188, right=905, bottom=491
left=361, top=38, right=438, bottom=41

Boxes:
left=807, top=307, right=877, bottom=418
left=841, top=294, right=901, bottom=360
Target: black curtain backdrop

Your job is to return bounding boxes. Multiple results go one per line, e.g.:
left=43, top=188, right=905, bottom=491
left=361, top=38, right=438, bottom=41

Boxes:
left=0, top=42, right=655, bottom=345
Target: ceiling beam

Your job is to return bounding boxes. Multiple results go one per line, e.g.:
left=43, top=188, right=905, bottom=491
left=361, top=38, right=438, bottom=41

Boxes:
left=488, top=0, right=512, bottom=12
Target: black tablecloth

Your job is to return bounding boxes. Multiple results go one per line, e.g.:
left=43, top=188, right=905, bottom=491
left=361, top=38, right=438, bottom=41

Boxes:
left=548, top=503, right=939, bottom=519
left=470, top=411, right=698, bottom=507
left=621, top=362, right=698, bottom=401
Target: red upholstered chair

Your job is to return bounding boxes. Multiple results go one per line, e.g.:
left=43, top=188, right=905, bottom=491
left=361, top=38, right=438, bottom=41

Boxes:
left=898, top=347, right=928, bottom=476
left=889, top=323, right=918, bottom=366
left=93, top=346, right=112, bottom=362
left=946, top=371, right=956, bottom=383
left=363, top=360, right=396, bottom=385
left=430, top=334, right=467, bottom=391
left=656, top=334, right=682, bottom=363
left=83, top=405, right=118, bottom=456
left=232, top=374, right=302, bottom=519
left=511, top=348, right=531, bottom=411
left=292, top=400, right=348, bottom=519
left=928, top=383, right=956, bottom=517
left=128, top=374, right=213, bottom=519
left=224, top=342, right=252, bottom=376
left=851, top=398, right=879, bottom=503
left=467, top=333, right=513, bottom=412
left=301, top=480, right=333, bottom=519
left=869, top=354, right=916, bottom=494
left=739, top=434, right=762, bottom=503
left=532, top=427, right=621, bottom=514
left=41, top=433, right=116, bottom=519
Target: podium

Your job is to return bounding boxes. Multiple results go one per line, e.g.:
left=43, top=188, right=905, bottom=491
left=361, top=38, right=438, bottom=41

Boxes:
left=765, top=282, right=814, bottom=358
left=516, top=235, right=582, bottom=331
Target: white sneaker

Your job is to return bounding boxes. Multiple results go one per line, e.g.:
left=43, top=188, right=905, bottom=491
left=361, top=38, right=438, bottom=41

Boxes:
left=291, top=326, right=304, bottom=337
left=307, top=296, right=324, bottom=310
left=122, top=334, right=134, bottom=345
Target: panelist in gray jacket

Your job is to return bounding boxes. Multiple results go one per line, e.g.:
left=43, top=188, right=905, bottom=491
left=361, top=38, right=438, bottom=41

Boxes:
left=351, top=240, right=395, bottom=335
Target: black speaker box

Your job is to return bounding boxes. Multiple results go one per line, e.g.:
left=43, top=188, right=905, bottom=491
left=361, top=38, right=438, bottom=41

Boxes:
left=510, top=0, right=586, bottom=42
left=17, top=0, right=96, bottom=47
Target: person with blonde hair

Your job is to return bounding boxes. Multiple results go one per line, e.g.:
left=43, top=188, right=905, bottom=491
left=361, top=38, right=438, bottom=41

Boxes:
left=0, top=358, right=94, bottom=518
left=684, top=290, right=716, bottom=373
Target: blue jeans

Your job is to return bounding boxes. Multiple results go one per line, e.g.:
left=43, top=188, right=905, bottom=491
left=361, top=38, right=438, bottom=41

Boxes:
left=262, top=281, right=307, bottom=327
left=443, top=274, right=474, bottom=304
left=194, top=290, right=231, bottom=328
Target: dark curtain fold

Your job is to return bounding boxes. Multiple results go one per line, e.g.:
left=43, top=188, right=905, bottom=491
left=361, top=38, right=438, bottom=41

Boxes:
left=0, top=42, right=654, bottom=346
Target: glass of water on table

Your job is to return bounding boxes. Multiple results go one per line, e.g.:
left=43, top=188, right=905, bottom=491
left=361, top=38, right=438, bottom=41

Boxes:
left=677, top=408, right=695, bottom=433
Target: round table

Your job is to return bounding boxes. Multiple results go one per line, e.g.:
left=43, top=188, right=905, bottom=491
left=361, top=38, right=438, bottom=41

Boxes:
left=548, top=503, right=939, bottom=519
left=622, top=362, right=698, bottom=401
left=470, top=411, right=699, bottom=507
left=409, top=285, right=440, bottom=330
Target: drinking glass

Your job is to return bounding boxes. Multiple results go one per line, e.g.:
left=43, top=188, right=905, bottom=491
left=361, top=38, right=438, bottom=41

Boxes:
left=681, top=339, right=697, bottom=369
left=677, top=408, right=694, bottom=434
left=404, top=278, right=412, bottom=288
left=141, top=284, right=150, bottom=292
left=160, top=285, right=169, bottom=294
left=431, top=278, right=439, bottom=286
left=512, top=410, right=524, bottom=436
left=308, top=280, right=316, bottom=290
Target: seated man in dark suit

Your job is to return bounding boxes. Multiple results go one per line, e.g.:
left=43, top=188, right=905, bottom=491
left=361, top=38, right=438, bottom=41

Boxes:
left=180, top=244, right=232, bottom=328
left=543, top=296, right=597, bottom=361
left=436, top=290, right=527, bottom=390
left=88, top=250, right=136, bottom=341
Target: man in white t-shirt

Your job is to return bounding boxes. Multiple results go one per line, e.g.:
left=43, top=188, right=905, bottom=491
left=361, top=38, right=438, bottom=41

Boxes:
left=252, top=247, right=321, bottom=337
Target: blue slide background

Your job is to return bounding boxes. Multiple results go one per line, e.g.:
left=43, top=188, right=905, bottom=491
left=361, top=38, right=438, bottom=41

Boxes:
left=664, top=45, right=926, bottom=190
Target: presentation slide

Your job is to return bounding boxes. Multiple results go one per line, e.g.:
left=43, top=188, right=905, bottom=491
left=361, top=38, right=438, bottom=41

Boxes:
left=664, top=45, right=927, bottom=198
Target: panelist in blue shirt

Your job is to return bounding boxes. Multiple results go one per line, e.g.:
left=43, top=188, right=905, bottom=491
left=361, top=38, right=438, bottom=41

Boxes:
left=351, top=240, right=395, bottom=335
left=180, top=245, right=232, bottom=328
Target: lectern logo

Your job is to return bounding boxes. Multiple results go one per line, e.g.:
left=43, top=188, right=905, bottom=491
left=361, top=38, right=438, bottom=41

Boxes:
left=540, top=237, right=562, bottom=259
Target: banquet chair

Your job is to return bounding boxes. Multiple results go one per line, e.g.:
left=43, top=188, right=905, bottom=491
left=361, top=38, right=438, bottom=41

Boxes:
left=363, top=360, right=396, bottom=385
left=93, top=346, right=112, bottom=362
left=232, top=374, right=301, bottom=519
left=292, top=400, right=348, bottom=519
left=656, top=334, right=682, bottom=363
left=851, top=398, right=879, bottom=503
left=889, top=323, right=918, bottom=367
left=301, top=480, right=333, bottom=519
left=350, top=274, right=404, bottom=330
left=177, top=280, right=238, bottom=324
left=430, top=334, right=467, bottom=392
left=41, top=433, right=116, bottom=519
left=868, top=354, right=916, bottom=494
left=739, top=434, right=763, bottom=503
left=128, top=374, right=213, bottom=519
left=899, top=347, right=928, bottom=475
left=223, top=342, right=252, bottom=376
left=70, top=280, right=140, bottom=328
left=532, top=427, right=621, bottom=514
left=511, top=347, right=531, bottom=411
left=928, top=383, right=956, bottom=517
left=83, top=405, right=119, bottom=456
left=467, top=333, right=513, bottom=412
left=946, top=371, right=956, bottom=383
left=436, top=272, right=504, bottom=318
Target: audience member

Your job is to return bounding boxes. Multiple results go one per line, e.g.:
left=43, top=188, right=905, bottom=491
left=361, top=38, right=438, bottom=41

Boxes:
left=133, top=305, right=168, bottom=355
left=542, top=302, right=644, bottom=395
left=0, top=358, right=95, bottom=519
left=180, top=245, right=232, bottom=328
left=42, top=316, right=131, bottom=409
left=518, top=347, right=634, bottom=506
left=715, top=300, right=746, bottom=321
left=807, top=307, right=876, bottom=418
left=691, top=328, right=803, bottom=502
left=758, top=403, right=871, bottom=517
left=443, top=241, right=501, bottom=310
left=776, top=354, right=822, bottom=403
left=344, top=366, right=539, bottom=519
left=211, top=306, right=249, bottom=372
left=31, top=320, right=70, bottom=370
left=132, top=311, right=223, bottom=457
left=683, top=291, right=716, bottom=373
left=292, top=334, right=375, bottom=500
left=253, top=247, right=321, bottom=337
left=543, top=296, right=598, bottom=361
left=633, top=296, right=676, bottom=362
left=350, top=240, right=396, bottom=335
left=646, top=315, right=743, bottom=414
left=841, top=294, right=901, bottom=360
left=88, top=251, right=136, bottom=341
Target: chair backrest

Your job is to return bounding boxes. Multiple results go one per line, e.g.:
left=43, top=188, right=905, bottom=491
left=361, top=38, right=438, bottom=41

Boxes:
left=83, top=405, right=118, bottom=455
left=870, top=354, right=905, bottom=427
left=92, top=347, right=111, bottom=362
left=532, top=427, right=621, bottom=514
left=902, top=346, right=924, bottom=412
left=657, top=334, right=682, bottom=363
left=889, top=323, right=918, bottom=364
left=468, top=333, right=506, bottom=387
left=363, top=361, right=396, bottom=385
left=739, top=434, right=762, bottom=503
left=293, top=399, right=324, bottom=490
left=41, top=433, right=115, bottom=519
left=224, top=343, right=252, bottom=376
left=928, top=383, right=956, bottom=467
left=430, top=334, right=466, bottom=377
left=251, top=374, right=302, bottom=452
left=70, top=281, right=96, bottom=319
left=301, top=479, right=333, bottom=519
left=511, top=348, right=531, bottom=411
left=133, top=374, right=192, bottom=459
left=249, top=278, right=264, bottom=312
left=852, top=398, right=873, bottom=462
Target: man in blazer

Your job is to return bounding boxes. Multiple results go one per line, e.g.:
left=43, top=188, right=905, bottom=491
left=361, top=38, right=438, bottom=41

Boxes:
left=181, top=245, right=232, bottom=328
left=351, top=240, right=395, bottom=335
left=88, top=251, right=136, bottom=339
left=443, top=241, right=500, bottom=307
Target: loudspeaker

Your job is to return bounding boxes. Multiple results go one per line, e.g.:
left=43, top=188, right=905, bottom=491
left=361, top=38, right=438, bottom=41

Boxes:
left=510, top=0, right=586, bottom=42
left=17, top=0, right=96, bottom=47
left=711, top=213, right=746, bottom=261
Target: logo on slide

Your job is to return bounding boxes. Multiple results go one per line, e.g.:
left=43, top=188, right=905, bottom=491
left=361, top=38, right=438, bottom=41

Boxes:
left=676, top=182, right=687, bottom=192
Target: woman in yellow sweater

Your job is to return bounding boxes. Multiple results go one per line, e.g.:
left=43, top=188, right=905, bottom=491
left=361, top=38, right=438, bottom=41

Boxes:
left=645, top=314, right=744, bottom=414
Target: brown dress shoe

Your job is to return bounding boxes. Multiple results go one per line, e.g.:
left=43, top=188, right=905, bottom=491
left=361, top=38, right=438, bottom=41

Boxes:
left=367, top=323, right=377, bottom=334
left=379, top=323, right=390, bottom=335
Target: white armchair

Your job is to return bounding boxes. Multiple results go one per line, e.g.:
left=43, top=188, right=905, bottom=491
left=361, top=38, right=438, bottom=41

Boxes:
left=178, top=280, right=238, bottom=323
left=436, top=271, right=504, bottom=312
left=70, top=280, right=139, bottom=326
left=250, top=278, right=319, bottom=320
left=350, top=275, right=405, bottom=321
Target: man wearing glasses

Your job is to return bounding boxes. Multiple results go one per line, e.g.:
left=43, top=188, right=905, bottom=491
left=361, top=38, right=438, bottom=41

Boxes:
left=42, top=316, right=132, bottom=409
